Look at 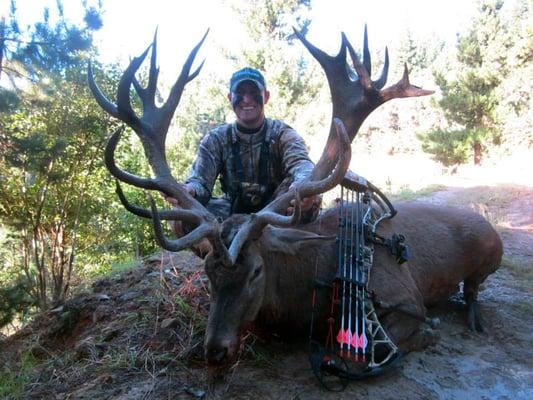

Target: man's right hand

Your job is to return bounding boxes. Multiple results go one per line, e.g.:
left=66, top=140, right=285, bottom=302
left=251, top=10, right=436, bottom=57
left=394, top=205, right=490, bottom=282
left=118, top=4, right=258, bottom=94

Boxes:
left=162, top=184, right=196, bottom=238
left=164, top=194, right=179, bottom=207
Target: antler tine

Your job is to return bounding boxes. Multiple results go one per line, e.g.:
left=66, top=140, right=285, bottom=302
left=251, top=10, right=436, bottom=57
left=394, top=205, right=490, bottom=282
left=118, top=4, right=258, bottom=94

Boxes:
left=162, top=29, right=209, bottom=127
left=229, top=187, right=303, bottom=261
left=363, top=24, right=371, bottom=77
left=149, top=196, right=211, bottom=251
left=293, top=27, right=346, bottom=74
left=298, top=118, right=351, bottom=196
left=146, top=29, right=160, bottom=104
left=105, top=31, right=210, bottom=205
left=115, top=180, right=202, bottom=222
left=90, top=31, right=229, bottom=265
left=293, top=27, right=348, bottom=91
left=380, top=63, right=434, bottom=101
left=297, top=26, right=434, bottom=181
left=87, top=62, right=119, bottom=119
left=116, top=45, right=151, bottom=131
left=104, top=126, right=160, bottom=189
left=131, top=30, right=160, bottom=110
left=149, top=196, right=232, bottom=265
left=345, top=34, right=372, bottom=90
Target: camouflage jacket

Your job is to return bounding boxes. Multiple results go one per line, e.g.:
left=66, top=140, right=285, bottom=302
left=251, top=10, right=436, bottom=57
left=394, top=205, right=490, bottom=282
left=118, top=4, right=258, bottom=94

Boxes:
left=186, top=118, right=314, bottom=207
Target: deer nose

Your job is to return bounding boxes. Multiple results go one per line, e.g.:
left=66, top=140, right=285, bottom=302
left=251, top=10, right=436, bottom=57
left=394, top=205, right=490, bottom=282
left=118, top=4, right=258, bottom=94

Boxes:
left=205, top=344, right=229, bottom=364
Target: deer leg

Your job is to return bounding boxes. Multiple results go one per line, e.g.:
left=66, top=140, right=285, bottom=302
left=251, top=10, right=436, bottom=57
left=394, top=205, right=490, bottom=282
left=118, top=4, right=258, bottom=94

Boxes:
left=464, top=278, right=483, bottom=332
left=379, top=306, right=439, bottom=352
left=386, top=313, right=439, bottom=352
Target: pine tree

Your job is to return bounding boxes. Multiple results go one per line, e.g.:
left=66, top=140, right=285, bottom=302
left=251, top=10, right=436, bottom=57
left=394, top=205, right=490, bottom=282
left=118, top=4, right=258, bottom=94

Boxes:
left=422, top=0, right=509, bottom=165
left=0, top=1, right=110, bottom=314
left=0, top=0, right=102, bottom=86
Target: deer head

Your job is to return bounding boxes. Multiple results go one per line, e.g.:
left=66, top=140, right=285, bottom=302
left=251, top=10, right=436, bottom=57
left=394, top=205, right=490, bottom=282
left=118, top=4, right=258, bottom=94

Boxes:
left=88, top=26, right=432, bottom=366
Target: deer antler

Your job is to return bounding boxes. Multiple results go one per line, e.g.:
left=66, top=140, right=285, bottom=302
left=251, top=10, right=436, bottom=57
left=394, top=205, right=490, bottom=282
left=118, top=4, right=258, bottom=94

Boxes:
left=293, top=25, right=434, bottom=180
left=88, top=30, right=231, bottom=263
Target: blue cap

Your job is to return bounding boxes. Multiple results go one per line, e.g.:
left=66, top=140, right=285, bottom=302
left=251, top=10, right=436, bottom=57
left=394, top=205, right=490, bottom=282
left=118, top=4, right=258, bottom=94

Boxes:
left=230, top=67, right=266, bottom=92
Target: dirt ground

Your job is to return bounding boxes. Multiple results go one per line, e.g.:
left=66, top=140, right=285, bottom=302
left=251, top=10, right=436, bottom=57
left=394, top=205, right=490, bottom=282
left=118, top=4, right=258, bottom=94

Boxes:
left=1, top=183, right=532, bottom=399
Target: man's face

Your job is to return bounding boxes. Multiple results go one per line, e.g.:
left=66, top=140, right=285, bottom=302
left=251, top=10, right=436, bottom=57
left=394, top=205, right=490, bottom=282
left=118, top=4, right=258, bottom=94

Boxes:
left=229, top=81, right=270, bottom=129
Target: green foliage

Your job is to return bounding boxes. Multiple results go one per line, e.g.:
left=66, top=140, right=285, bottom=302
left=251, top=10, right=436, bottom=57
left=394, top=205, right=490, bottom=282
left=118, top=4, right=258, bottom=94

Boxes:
left=101, top=130, right=160, bottom=257
left=387, top=184, right=446, bottom=202
left=396, top=30, right=444, bottom=77
left=0, top=279, right=36, bottom=328
left=231, top=0, right=311, bottom=42
left=0, top=0, right=103, bottom=84
left=435, top=69, right=500, bottom=130
left=425, top=0, right=513, bottom=165
left=0, top=2, right=128, bottom=321
left=0, top=352, right=37, bottom=398
left=171, top=76, right=230, bottom=183
left=0, top=65, right=118, bottom=310
left=493, top=0, right=533, bottom=150
left=418, top=128, right=491, bottom=167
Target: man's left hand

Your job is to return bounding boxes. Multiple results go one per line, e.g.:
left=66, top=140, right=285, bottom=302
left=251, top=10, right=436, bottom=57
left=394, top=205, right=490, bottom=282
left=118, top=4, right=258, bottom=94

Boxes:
left=287, top=184, right=322, bottom=216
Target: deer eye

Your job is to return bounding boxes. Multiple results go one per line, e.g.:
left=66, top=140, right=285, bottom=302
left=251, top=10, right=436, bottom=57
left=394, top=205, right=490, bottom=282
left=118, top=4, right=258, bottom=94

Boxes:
left=250, top=266, right=262, bottom=282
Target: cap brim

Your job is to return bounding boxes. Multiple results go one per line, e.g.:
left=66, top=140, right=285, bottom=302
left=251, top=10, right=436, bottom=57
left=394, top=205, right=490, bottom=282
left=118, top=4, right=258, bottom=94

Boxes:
left=230, top=78, right=264, bottom=92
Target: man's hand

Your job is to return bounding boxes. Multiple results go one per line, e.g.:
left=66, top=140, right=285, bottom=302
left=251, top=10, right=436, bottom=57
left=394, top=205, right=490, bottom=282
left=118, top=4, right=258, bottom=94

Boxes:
left=287, top=183, right=322, bottom=216
left=162, top=184, right=196, bottom=238
left=164, top=194, right=179, bottom=207
left=162, top=184, right=196, bottom=208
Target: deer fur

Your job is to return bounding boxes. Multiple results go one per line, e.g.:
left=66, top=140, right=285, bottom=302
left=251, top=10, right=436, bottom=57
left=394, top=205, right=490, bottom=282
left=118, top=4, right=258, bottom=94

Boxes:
left=204, top=202, right=502, bottom=362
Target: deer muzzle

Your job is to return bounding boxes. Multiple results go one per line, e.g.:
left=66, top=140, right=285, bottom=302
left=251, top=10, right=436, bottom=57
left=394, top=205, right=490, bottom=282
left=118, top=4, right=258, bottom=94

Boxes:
left=205, top=335, right=239, bottom=366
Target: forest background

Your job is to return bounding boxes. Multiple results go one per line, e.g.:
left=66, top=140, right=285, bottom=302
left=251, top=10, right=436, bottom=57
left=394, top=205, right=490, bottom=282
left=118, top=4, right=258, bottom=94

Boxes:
left=0, top=0, right=531, bottom=332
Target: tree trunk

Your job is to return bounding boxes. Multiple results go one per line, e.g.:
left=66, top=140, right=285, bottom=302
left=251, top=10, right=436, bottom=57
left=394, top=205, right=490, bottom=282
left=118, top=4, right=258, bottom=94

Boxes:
left=473, top=141, right=482, bottom=165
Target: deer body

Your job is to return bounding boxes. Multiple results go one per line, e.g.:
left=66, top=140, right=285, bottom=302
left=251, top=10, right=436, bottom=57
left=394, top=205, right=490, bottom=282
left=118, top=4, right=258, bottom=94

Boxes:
left=204, top=203, right=502, bottom=360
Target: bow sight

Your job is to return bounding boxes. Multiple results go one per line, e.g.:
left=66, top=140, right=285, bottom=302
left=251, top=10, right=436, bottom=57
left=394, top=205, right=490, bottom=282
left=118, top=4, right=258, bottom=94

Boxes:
left=309, top=177, right=407, bottom=391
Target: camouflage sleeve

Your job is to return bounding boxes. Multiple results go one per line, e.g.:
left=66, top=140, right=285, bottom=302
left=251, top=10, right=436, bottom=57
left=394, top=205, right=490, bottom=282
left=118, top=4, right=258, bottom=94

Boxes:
left=185, top=130, right=223, bottom=205
left=278, top=127, right=314, bottom=183
left=277, top=126, right=322, bottom=223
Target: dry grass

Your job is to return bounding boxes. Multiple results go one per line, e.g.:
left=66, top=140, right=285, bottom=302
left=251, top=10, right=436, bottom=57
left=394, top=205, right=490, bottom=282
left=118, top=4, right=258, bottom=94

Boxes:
left=0, top=250, right=275, bottom=399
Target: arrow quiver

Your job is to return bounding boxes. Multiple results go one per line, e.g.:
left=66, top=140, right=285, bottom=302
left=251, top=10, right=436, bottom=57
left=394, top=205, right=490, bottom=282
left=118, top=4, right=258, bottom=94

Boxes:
left=309, top=176, right=405, bottom=391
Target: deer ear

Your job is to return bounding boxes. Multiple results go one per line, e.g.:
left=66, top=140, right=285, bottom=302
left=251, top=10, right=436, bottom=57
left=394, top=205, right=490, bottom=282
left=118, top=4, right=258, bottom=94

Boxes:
left=259, top=226, right=336, bottom=256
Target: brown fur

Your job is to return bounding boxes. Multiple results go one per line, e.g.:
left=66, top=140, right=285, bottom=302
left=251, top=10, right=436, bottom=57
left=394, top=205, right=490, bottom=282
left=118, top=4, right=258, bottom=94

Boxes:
left=204, top=202, right=503, bottom=362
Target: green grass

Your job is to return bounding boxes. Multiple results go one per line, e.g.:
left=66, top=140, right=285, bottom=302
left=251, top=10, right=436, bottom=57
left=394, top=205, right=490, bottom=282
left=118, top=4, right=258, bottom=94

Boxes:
left=387, top=184, right=446, bottom=202
left=0, top=353, right=38, bottom=399
left=109, top=257, right=142, bottom=274
left=174, top=294, right=207, bottom=332
left=79, top=257, right=141, bottom=281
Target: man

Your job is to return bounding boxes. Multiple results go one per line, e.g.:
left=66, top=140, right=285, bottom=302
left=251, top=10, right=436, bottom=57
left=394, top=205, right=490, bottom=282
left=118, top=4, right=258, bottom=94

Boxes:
left=167, top=67, right=320, bottom=222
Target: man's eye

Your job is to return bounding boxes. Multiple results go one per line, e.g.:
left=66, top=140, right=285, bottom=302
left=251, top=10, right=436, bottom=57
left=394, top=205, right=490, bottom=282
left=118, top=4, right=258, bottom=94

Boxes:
left=237, top=91, right=259, bottom=97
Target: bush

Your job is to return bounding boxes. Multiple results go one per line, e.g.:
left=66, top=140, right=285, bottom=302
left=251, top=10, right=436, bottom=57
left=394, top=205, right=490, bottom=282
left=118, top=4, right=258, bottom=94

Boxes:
left=0, top=280, right=37, bottom=329
left=418, top=129, right=472, bottom=166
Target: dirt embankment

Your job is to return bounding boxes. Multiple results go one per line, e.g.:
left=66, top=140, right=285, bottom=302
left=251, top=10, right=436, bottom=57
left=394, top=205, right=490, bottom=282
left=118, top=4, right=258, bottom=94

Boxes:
left=1, top=184, right=532, bottom=399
